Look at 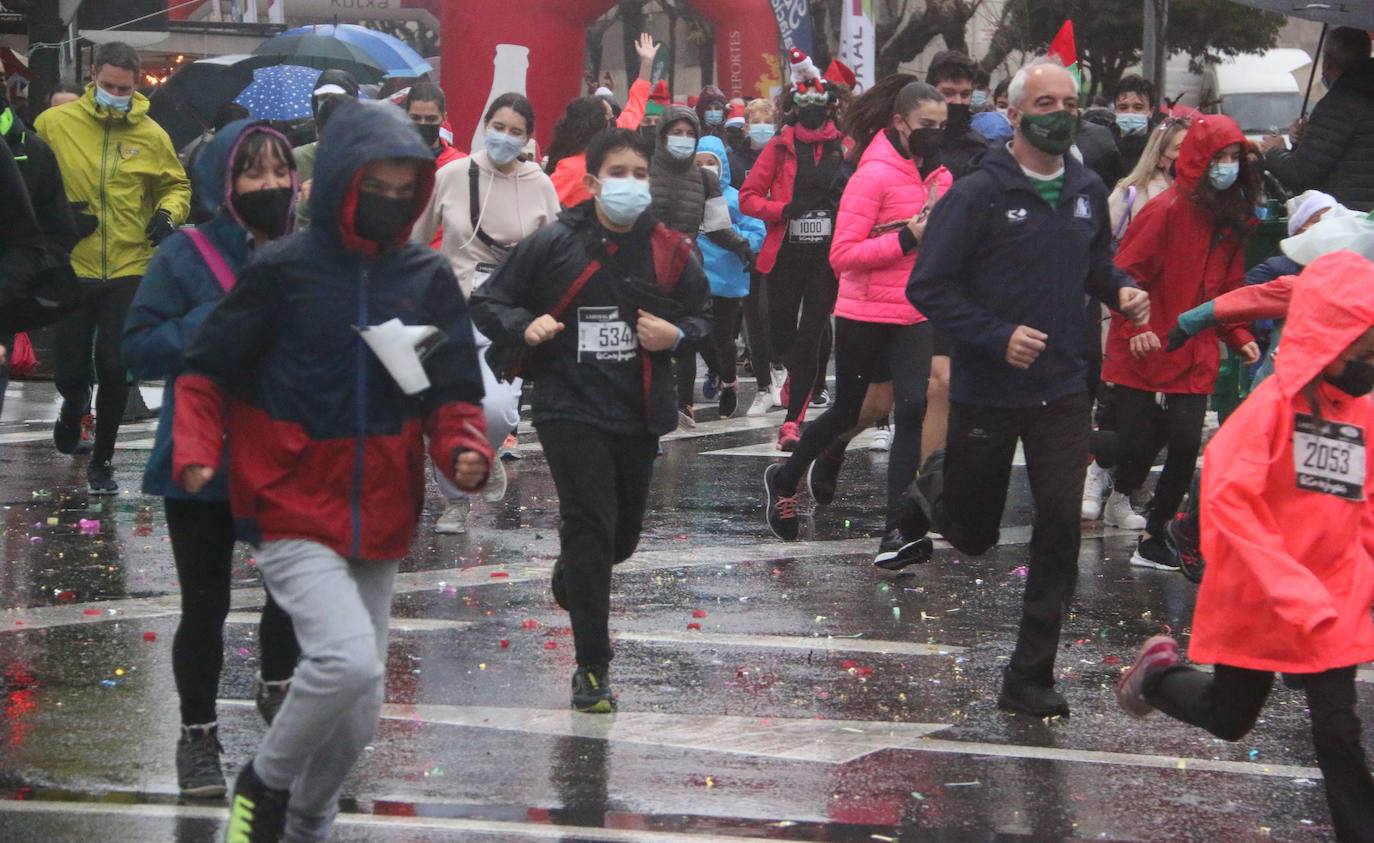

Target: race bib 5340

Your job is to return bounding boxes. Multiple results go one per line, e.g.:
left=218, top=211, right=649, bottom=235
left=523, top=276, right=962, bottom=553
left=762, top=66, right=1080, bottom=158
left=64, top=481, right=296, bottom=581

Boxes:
left=577, top=306, right=638, bottom=363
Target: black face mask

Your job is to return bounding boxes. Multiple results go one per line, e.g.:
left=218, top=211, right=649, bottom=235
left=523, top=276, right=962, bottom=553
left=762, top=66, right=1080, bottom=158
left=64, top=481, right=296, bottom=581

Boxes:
left=353, top=191, right=413, bottom=244
left=232, top=187, right=294, bottom=239
left=906, top=127, right=944, bottom=161
left=797, top=105, right=829, bottom=130
left=945, top=103, right=972, bottom=134
left=414, top=122, right=441, bottom=147
left=1325, top=359, right=1374, bottom=397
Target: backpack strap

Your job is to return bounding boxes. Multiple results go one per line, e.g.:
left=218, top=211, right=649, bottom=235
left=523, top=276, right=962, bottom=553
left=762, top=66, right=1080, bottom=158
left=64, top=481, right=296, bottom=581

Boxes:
left=469, top=159, right=510, bottom=254
left=547, top=242, right=621, bottom=321
left=184, top=228, right=237, bottom=294
left=649, top=224, right=693, bottom=293
left=1113, top=185, right=1137, bottom=241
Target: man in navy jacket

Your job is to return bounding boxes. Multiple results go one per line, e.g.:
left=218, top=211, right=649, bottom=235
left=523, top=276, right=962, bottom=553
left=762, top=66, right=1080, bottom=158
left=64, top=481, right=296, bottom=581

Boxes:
left=907, top=60, right=1149, bottom=719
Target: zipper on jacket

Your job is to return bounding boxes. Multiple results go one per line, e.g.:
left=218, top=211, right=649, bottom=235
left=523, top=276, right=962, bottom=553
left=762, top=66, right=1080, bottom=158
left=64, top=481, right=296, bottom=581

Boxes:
left=100, top=117, right=111, bottom=281
left=352, top=262, right=370, bottom=559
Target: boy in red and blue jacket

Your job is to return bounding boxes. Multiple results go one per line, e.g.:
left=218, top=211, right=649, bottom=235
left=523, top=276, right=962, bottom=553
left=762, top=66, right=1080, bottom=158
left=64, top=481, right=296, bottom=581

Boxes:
left=174, top=99, right=491, bottom=843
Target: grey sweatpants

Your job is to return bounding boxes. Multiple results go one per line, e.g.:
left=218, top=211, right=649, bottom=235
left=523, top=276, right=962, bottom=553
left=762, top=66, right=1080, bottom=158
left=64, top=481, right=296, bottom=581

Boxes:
left=246, top=539, right=398, bottom=843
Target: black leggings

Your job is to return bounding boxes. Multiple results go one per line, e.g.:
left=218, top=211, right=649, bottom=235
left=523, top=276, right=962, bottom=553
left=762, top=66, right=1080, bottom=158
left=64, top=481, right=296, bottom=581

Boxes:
left=767, top=242, right=837, bottom=423
left=1112, top=386, right=1208, bottom=535
left=743, top=272, right=774, bottom=390
left=51, top=276, right=141, bottom=464
left=698, top=296, right=743, bottom=386
left=166, top=498, right=299, bottom=725
left=776, top=319, right=931, bottom=528
left=1145, top=664, right=1374, bottom=842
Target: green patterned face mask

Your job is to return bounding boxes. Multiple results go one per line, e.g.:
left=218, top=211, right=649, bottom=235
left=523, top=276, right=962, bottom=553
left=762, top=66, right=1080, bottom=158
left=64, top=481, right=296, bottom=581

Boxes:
left=1018, top=109, right=1078, bottom=155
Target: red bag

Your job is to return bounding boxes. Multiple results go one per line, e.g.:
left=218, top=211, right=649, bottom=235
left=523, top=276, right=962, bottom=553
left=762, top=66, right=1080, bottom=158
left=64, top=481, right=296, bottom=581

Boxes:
left=9, top=333, right=36, bottom=378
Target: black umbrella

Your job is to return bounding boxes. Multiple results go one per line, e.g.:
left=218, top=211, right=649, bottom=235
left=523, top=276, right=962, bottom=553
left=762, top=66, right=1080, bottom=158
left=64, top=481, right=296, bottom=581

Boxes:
left=148, top=54, right=255, bottom=151
left=241, top=33, right=388, bottom=84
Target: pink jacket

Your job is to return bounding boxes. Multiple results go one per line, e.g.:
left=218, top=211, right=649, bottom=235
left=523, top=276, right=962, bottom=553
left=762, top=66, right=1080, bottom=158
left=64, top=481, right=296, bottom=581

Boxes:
left=830, top=131, right=952, bottom=325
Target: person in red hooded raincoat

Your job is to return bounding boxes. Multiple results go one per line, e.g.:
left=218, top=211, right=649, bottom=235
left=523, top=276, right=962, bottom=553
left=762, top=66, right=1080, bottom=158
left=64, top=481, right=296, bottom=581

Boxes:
left=1101, top=114, right=1261, bottom=570
left=1115, top=250, right=1374, bottom=842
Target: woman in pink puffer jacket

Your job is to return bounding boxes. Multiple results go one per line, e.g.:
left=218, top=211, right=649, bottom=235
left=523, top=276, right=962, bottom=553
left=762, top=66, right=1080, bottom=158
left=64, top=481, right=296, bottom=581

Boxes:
left=762, top=77, right=952, bottom=571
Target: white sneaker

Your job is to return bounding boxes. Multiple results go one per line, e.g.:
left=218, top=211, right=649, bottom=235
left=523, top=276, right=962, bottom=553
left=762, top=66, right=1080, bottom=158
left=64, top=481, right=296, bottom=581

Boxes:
left=746, top=392, right=772, bottom=417
left=768, top=369, right=786, bottom=407
left=435, top=498, right=470, bottom=534
left=869, top=426, right=892, bottom=452
left=1081, top=462, right=1110, bottom=520
left=482, top=459, right=508, bottom=503
left=1104, top=491, right=1146, bottom=530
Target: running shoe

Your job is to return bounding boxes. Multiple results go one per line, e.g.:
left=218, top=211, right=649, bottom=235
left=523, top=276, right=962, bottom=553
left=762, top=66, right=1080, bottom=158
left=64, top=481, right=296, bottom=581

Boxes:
left=435, top=498, right=470, bottom=534
left=76, top=413, right=94, bottom=455
left=718, top=380, right=738, bottom=418
left=873, top=530, right=933, bottom=571
left=764, top=463, right=800, bottom=541
left=1166, top=514, right=1204, bottom=584
left=1130, top=535, right=1180, bottom=571
left=551, top=558, right=569, bottom=609
left=1116, top=635, right=1179, bottom=718
left=500, top=432, right=522, bottom=461
left=226, top=760, right=289, bottom=843
left=776, top=420, right=801, bottom=451
left=678, top=405, right=697, bottom=430
left=869, top=425, right=892, bottom=452
left=87, top=460, right=118, bottom=496
left=483, top=459, right=509, bottom=503
left=571, top=665, right=615, bottom=713
left=746, top=391, right=773, bottom=417
left=778, top=375, right=790, bottom=409
left=1130, top=487, right=1152, bottom=514
left=702, top=373, right=720, bottom=401
left=768, top=369, right=786, bottom=407
left=1081, top=461, right=1110, bottom=521
left=52, top=403, right=84, bottom=455
left=807, top=450, right=844, bottom=505
left=176, top=723, right=225, bottom=798
left=1103, top=491, right=1146, bottom=530
left=810, top=387, right=831, bottom=408
left=998, top=671, right=1070, bottom=718
left=255, top=678, right=290, bottom=726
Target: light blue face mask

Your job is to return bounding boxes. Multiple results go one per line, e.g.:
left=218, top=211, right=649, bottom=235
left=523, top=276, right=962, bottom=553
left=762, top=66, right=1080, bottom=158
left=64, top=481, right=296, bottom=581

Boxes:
left=748, top=123, right=775, bottom=146
left=664, top=134, right=697, bottom=160
left=1115, top=112, right=1149, bottom=136
left=485, top=129, right=525, bottom=166
left=1208, top=161, right=1240, bottom=191
left=595, top=176, right=652, bottom=225
left=971, top=90, right=988, bottom=109
left=704, top=108, right=724, bottom=126
left=95, top=86, right=131, bottom=112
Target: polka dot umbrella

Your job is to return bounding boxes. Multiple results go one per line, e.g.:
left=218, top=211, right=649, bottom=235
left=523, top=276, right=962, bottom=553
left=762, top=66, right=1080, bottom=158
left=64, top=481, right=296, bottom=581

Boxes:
left=232, top=64, right=320, bottom=121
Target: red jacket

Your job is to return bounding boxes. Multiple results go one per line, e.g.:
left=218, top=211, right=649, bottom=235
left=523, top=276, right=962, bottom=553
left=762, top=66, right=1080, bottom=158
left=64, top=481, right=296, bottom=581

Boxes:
left=739, top=124, right=850, bottom=274
left=1192, top=251, right=1374, bottom=673
left=1103, top=114, right=1254, bottom=394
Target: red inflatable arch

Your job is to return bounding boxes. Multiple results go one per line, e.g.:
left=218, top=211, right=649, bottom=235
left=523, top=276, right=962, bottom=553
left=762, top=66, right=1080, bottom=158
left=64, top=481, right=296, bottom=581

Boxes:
left=441, top=0, right=783, bottom=151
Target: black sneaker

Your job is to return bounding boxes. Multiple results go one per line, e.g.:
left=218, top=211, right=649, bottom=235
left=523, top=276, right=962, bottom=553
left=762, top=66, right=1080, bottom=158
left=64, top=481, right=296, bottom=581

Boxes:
left=255, top=678, right=290, bottom=726
left=806, top=450, right=844, bottom=506
left=718, top=381, right=738, bottom=418
left=1165, top=515, right=1204, bottom=584
left=998, top=674, right=1070, bottom=718
left=87, top=460, right=118, bottom=495
left=873, top=530, right=933, bottom=571
left=571, top=665, right=615, bottom=713
left=763, top=463, right=800, bottom=541
left=551, top=558, right=569, bottom=610
left=53, top=405, right=84, bottom=454
left=225, top=760, right=289, bottom=843
left=176, top=724, right=225, bottom=798
left=1130, top=535, right=1180, bottom=571
left=898, top=450, right=944, bottom=538
left=810, top=387, right=830, bottom=408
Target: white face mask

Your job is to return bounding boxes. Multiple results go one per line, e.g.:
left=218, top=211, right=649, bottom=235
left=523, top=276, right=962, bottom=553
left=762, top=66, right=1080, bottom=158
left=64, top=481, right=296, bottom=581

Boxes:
left=665, top=135, right=697, bottom=160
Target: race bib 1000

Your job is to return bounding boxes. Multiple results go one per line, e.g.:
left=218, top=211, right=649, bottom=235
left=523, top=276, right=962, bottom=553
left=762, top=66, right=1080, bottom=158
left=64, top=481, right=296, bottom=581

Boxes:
left=577, top=306, right=638, bottom=364
left=1294, top=413, right=1366, bottom=501
left=787, top=210, right=833, bottom=243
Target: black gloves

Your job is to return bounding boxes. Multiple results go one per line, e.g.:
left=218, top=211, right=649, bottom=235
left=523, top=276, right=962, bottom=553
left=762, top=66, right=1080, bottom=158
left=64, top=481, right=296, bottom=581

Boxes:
left=781, top=201, right=803, bottom=220
left=1165, top=326, right=1191, bottom=352
left=145, top=209, right=175, bottom=246
left=732, top=243, right=755, bottom=271
left=71, top=201, right=99, bottom=239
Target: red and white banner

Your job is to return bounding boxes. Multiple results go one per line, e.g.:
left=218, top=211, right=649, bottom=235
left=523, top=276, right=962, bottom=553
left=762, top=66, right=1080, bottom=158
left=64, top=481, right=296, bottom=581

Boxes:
left=839, top=0, right=874, bottom=92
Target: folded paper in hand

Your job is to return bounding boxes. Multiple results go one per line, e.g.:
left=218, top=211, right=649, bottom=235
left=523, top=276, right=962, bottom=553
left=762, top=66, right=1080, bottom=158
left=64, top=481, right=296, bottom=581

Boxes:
left=358, top=318, right=447, bottom=395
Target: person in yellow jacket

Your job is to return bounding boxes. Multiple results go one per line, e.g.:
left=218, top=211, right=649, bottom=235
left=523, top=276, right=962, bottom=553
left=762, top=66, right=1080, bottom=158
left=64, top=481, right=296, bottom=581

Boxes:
left=34, top=41, right=190, bottom=495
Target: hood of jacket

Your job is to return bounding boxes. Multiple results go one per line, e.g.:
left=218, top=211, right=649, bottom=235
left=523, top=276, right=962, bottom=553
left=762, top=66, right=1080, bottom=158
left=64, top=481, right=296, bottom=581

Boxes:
left=657, top=106, right=701, bottom=173
left=696, top=135, right=732, bottom=184
left=695, top=86, right=727, bottom=123
left=1173, top=113, right=1245, bottom=194
left=193, top=118, right=300, bottom=224
left=1274, top=250, right=1374, bottom=398
left=311, top=98, right=435, bottom=255
left=75, top=82, right=152, bottom=125
left=311, top=69, right=360, bottom=113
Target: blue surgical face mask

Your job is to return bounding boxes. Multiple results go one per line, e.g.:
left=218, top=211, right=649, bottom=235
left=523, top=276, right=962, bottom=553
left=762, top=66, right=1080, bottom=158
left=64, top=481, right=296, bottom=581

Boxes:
left=748, top=123, right=775, bottom=146
left=485, top=129, right=525, bottom=166
left=704, top=108, right=724, bottom=126
left=95, top=86, right=131, bottom=112
left=1115, top=112, right=1149, bottom=136
left=664, top=134, right=697, bottom=160
left=595, top=176, right=652, bottom=226
left=971, top=90, right=988, bottom=109
left=1208, top=161, right=1240, bottom=191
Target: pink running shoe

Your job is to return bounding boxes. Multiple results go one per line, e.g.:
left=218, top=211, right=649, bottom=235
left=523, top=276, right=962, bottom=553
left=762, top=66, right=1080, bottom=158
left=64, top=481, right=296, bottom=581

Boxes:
left=1116, top=635, right=1180, bottom=718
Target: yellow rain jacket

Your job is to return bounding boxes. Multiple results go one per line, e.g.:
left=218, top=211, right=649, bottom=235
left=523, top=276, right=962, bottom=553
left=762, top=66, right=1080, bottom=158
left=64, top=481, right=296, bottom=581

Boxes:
left=35, top=85, right=190, bottom=280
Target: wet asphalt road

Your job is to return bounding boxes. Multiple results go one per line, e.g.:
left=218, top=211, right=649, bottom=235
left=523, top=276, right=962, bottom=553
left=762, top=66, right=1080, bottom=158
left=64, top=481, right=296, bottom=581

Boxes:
left=0, top=379, right=1361, bottom=842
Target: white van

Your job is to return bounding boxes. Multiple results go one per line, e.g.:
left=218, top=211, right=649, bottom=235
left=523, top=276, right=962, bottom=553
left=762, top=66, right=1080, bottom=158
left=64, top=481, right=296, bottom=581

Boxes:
left=1198, top=48, right=1314, bottom=140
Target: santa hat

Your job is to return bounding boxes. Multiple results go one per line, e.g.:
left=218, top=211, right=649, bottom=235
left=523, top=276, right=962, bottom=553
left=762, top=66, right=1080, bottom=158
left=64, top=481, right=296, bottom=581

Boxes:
left=789, top=47, right=820, bottom=86
left=823, top=59, right=856, bottom=89
left=725, top=103, right=746, bottom=128
left=645, top=79, right=670, bottom=117
left=687, top=94, right=698, bottom=108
